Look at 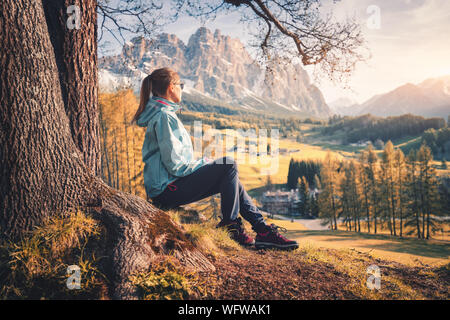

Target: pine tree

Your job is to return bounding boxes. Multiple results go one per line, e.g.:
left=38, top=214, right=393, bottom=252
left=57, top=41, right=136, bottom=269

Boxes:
left=310, top=192, right=319, bottom=218
left=381, top=141, right=397, bottom=235
left=341, top=160, right=362, bottom=232
left=298, top=176, right=310, bottom=216
left=405, top=149, right=422, bottom=238
left=394, top=148, right=407, bottom=237
left=318, top=152, right=340, bottom=230
left=417, top=142, right=442, bottom=239
left=366, top=144, right=380, bottom=233
left=340, top=162, right=352, bottom=230
left=359, top=150, right=372, bottom=233
left=287, top=158, right=296, bottom=189
left=314, top=174, right=322, bottom=190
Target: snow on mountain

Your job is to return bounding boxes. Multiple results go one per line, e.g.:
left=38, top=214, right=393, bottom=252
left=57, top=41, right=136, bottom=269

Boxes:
left=99, top=27, right=333, bottom=119
left=357, top=75, right=450, bottom=118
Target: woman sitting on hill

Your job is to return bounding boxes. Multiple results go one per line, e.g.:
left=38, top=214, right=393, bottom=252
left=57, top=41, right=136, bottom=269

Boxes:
left=132, top=67, right=298, bottom=250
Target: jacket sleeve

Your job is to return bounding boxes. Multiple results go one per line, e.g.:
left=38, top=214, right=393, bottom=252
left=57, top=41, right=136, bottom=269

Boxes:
left=155, top=112, right=207, bottom=177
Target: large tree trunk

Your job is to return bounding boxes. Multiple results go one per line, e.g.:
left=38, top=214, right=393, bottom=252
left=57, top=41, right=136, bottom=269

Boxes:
left=42, top=0, right=100, bottom=176
left=0, top=0, right=214, bottom=299
left=0, top=0, right=92, bottom=236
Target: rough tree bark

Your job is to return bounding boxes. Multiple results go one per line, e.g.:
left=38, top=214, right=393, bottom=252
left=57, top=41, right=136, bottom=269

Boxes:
left=0, top=0, right=214, bottom=299
left=42, top=0, right=100, bottom=176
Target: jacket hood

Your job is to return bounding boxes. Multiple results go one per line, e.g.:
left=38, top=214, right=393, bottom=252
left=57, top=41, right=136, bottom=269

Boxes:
left=136, top=96, right=182, bottom=127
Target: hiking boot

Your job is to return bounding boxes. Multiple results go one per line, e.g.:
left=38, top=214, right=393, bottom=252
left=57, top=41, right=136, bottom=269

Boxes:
left=255, top=224, right=299, bottom=250
left=216, top=217, right=255, bottom=247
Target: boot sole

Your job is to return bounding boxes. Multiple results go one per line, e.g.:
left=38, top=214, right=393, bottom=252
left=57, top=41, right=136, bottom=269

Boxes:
left=232, top=239, right=255, bottom=247
left=255, top=242, right=299, bottom=250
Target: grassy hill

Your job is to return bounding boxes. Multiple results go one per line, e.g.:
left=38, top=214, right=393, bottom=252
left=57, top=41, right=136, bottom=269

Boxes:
left=91, top=90, right=450, bottom=300
left=154, top=208, right=449, bottom=300
left=1, top=203, right=447, bottom=300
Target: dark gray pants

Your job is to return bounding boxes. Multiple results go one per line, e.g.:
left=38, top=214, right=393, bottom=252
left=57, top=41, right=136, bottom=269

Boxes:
left=150, top=156, right=267, bottom=232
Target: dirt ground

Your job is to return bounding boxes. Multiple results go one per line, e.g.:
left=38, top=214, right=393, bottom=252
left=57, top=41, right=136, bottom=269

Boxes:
left=194, top=246, right=449, bottom=300
left=171, top=208, right=449, bottom=300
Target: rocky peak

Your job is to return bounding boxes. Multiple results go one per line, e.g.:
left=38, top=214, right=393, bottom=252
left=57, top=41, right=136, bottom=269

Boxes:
left=99, top=27, right=333, bottom=118
left=190, top=27, right=214, bottom=43
left=122, top=36, right=148, bottom=61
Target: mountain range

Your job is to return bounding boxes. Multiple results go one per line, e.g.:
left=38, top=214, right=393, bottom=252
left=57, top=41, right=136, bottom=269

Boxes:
left=99, top=27, right=333, bottom=119
left=329, top=75, right=450, bottom=119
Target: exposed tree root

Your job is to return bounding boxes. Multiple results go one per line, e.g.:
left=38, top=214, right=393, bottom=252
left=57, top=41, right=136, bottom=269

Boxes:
left=86, top=177, right=215, bottom=299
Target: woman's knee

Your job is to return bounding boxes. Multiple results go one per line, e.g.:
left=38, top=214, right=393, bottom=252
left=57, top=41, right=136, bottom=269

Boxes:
left=218, top=156, right=237, bottom=170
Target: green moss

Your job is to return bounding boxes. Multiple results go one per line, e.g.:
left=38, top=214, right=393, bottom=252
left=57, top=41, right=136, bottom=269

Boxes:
left=129, top=260, right=194, bottom=300
left=0, top=207, right=107, bottom=300
left=146, top=211, right=195, bottom=252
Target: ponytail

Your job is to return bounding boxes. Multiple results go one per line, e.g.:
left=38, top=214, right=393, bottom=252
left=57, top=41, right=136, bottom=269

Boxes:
left=132, top=74, right=152, bottom=125
left=132, top=67, right=179, bottom=125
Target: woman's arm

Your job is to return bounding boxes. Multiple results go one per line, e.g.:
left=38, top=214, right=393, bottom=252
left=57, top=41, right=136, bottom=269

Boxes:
left=155, top=112, right=207, bottom=177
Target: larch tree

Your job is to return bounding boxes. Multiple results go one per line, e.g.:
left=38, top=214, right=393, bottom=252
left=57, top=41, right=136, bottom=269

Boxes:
left=381, top=141, right=397, bottom=235
left=339, top=163, right=352, bottom=230
left=405, top=149, right=422, bottom=238
left=318, top=152, right=340, bottom=230
left=394, top=148, right=407, bottom=237
left=359, top=150, right=372, bottom=233
left=416, top=143, right=441, bottom=239
left=341, top=160, right=362, bottom=232
left=366, top=144, right=380, bottom=233
left=99, top=90, right=140, bottom=195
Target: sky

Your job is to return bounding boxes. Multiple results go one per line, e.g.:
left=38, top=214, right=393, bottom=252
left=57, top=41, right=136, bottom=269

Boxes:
left=314, top=0, right=450, bottom=104
left=100, top=0, right=450, bottom=105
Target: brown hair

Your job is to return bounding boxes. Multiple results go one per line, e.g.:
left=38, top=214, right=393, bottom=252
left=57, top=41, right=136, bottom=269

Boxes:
left=131, top=67, right=179, bottom=125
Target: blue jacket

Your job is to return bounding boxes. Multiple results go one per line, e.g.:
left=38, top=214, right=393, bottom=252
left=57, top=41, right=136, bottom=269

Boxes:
left=136, top=96, right=209, bottom=198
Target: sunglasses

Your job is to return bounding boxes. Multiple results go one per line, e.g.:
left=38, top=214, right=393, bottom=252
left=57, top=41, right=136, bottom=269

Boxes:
left=174, top=82, right=184, bottom=90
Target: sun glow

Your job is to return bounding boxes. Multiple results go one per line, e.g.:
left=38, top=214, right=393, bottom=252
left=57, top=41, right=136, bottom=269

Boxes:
left=435, top=67, right=450, bottom=77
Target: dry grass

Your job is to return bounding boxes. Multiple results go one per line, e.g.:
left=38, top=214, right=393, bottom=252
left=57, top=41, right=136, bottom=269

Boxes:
left=129, top=256, right=214, bottom=300
left=262, top=217, right=450, bottom=268
left=166, top=209, right=242, bottom=257
left=176, top=210, right=449, bottom=300
left=0, top=207, right=107, bottom=300
left=2, top=205, right=446, bottom=300
left=296, top=243, right=430, bottom=299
